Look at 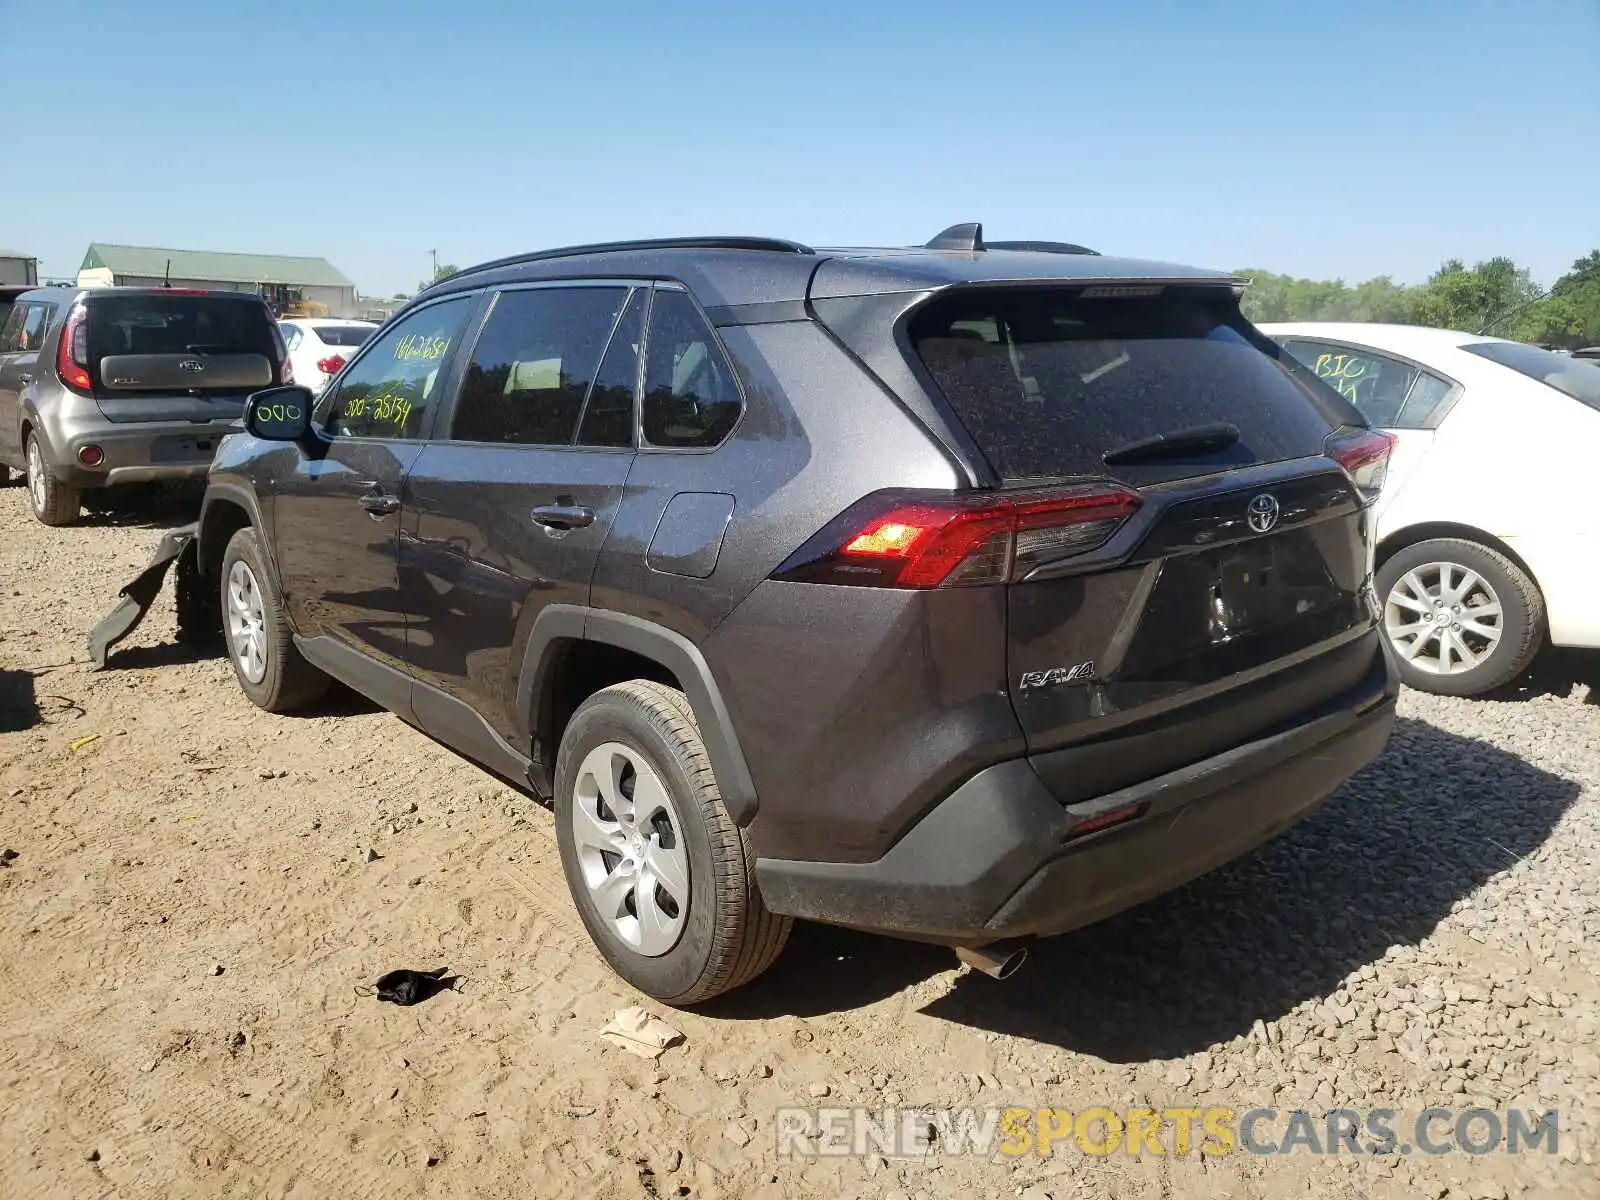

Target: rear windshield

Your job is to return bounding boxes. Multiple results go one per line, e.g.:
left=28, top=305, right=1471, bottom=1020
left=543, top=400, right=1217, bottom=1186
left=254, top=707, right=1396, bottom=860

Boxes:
left=313, top=324, right=375, bottom=347
left=1463, top=341, right=1600, bottom=413
left=910, top=287, right=1344, bottom=486
left=87, top=293, right=277, bottom=362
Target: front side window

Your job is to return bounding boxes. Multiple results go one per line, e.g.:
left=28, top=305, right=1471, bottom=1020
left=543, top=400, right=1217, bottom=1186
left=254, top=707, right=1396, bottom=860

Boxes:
left=450, top=287, right=630, bottom=446
left=641, top=290, right=743, bottom=448
left=1280, top=340, right=1418, bottom=428
left=316, top=297, right=471, bottom=439
left=1463, top=340, right=1600, bottom=414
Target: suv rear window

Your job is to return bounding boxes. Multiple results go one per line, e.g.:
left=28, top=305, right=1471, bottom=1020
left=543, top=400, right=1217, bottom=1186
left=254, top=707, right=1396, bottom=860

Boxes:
left=1462, top=341, right=1600, bottom=413
left=87, top=293, right=278, bottom=364
left=314, top=324, right=375, bottom=347
left=910, top=287, right=1341, bottom=486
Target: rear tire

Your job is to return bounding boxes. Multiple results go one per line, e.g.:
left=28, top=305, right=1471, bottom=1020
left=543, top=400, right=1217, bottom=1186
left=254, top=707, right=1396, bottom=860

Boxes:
left=0, top=464, right=11, bottom=486
left=553, top=680, right=791, bottom=1005
left=219, top=526, right=330, bottom=712
left=25, top=432, right=80, bottom=527
left=1375, top=537, right=1544, bottom=696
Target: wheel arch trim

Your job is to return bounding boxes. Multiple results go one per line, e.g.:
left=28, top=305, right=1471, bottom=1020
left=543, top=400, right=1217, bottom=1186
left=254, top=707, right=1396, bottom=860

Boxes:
left=516, top=605, right=758, bottom=826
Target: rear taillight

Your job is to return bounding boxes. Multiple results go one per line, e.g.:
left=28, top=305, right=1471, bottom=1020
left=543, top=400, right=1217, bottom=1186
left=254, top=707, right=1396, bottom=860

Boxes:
left=774, top=484, right=1142, bottom=589
left=1327, top=428, right=1394, bottom=504
left=56, top=304, right=92, bottom=393
left=317, top=355, right=346, bottom=376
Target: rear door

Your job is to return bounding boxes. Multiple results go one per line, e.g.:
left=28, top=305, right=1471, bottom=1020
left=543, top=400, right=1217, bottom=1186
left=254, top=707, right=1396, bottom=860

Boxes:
left=83, top=291, right=282, bottom=424
left=269, top=295, right=477, bottom=697
left=400, top=283, right=642, bottom=747
left=907, top=286, right=1384, bottom=787
left=0, top=300, right=56, bottom=465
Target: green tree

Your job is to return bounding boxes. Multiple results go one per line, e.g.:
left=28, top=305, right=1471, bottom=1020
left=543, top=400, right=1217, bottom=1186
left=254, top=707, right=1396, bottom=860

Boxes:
left=416, top=263, right=459, bottom=292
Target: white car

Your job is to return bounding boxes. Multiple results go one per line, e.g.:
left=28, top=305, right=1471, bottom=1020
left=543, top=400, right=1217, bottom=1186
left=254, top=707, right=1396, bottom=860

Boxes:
left=278, top=318, right=378, bottom=395
left=1260, top=322, right=1600, bottom=695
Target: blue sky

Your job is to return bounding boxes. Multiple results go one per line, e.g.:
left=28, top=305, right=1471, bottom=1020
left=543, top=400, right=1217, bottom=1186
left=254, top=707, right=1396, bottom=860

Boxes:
left=4, top=0, right=1595, bottom=297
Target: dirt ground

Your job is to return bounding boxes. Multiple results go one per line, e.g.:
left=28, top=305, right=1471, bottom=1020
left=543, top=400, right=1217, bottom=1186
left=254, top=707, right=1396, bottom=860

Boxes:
left=1, top=482, right=1596, bottom=1200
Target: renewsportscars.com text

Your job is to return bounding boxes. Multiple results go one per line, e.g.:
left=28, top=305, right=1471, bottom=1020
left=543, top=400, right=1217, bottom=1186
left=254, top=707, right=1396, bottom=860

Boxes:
left=775, top=1106, right=1560, bottom=1160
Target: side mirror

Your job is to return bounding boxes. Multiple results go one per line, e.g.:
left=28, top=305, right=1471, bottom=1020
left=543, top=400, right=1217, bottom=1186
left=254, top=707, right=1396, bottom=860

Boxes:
left=245, top=385, right=314, bottom=441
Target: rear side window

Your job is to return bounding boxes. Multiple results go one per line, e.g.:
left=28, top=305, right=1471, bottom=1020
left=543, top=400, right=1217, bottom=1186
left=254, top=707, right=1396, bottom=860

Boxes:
left=1, top=302, right=51, bottom=352
left=641, top=290, right=742, bottom=449
left=911, top=288, right=1338, bottom=486
left=577, top=289, right=646, bottom=448
left=314, top=324, right=375, bottom=347
left=87, top=294, right=277, bottom=363
left=1463, top=341, right=1600, bottom=413
left=1279, top=339, right=1456, bottom=429
left=17, top=303, right=51, bottom=351
left=451, top=287, right=629, bottom=446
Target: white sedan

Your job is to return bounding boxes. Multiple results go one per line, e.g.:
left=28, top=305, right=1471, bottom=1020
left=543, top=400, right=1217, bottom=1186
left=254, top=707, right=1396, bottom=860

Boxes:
left=278, top=318, right=378, bottom=395
left=1260, top=322, right=1600, bottom=695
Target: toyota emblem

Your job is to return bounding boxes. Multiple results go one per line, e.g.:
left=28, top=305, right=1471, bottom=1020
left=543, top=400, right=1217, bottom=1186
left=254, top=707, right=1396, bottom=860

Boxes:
left=178, top=359, right=205, bottom=373
left=1246, top=493, right=1280, bottom=534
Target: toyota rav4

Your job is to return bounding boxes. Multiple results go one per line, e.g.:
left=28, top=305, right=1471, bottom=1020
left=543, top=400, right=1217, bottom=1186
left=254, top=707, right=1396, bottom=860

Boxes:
left=192, top=226, right=1398, bottom=1003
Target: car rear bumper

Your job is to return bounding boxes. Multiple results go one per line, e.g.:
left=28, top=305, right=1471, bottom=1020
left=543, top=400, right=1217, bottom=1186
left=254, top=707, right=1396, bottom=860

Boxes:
left=45, top=418, right=240, bottom=489
left=754, top=649, right=1398, bottom=946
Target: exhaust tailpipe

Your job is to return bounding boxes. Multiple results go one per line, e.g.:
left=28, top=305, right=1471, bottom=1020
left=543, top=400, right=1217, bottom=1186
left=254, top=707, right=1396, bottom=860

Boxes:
left=954, top=940, right=1029, bottom=980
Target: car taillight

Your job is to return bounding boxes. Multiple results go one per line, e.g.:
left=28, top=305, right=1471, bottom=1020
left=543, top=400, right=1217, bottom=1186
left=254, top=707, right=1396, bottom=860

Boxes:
left=1326, top=427, right=1394, bottom=504
left=317, top=355, right=345, bottom=376
left=773, top=484, right=1142, bottom=589
left=56, top=304, right=92, bottom=393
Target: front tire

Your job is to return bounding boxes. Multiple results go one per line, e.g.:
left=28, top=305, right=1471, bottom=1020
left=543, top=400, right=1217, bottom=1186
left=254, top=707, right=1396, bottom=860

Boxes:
left=25, top=432, right=80, bottom=526
left=553, top=680, right=791, bottom=1005
left=219, top=526, right=330, bottom=712
left=1376, top=537, right=1545, bottom=696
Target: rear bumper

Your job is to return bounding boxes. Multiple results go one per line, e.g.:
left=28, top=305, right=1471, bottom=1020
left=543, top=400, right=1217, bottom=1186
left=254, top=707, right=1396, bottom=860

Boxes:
left=46, top=418, right=239, bottom=489
left=755, top=650, right=1398, bottom=945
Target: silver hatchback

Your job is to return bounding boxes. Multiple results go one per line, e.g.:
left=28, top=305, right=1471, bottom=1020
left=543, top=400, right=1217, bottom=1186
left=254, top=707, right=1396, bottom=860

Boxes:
left=0, top=287, right=289, bottom=525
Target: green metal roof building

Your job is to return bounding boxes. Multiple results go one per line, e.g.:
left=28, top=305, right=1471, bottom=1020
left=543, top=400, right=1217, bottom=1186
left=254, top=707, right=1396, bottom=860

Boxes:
left=77, top=243, right=358, bottom=316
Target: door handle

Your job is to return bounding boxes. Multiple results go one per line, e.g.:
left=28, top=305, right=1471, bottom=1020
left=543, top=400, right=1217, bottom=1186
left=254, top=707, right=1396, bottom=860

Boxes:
left=359, top=493, right=400, bottom=517
left=17, top=373, right=32, bottom=384
left=531, top=504, right=595, bottom=531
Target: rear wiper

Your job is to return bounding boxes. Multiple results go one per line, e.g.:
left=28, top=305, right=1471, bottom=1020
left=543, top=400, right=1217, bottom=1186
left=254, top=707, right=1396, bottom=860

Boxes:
left=1102, top=422, right=1240, bottom=466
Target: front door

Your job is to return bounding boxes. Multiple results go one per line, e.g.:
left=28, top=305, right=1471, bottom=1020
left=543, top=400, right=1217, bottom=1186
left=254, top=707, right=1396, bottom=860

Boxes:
left=400, top=283, right=643, bottom=748
left=269, top=295, right=477, bottom=697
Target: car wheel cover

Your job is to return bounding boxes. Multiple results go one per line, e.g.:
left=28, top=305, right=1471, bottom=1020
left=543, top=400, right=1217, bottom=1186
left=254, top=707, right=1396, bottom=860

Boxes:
left=570, top=741, right=690, bottom=957
left=1384, top=560, right=1504, bottom=675
left=26, top=438, right=45, bottom=514
left=226, top=559, right=269, bottom=685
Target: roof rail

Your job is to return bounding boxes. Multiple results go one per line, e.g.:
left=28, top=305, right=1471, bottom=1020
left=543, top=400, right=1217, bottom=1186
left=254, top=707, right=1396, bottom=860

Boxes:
left=432, top=236, right=815, bottom=287
left=986, top=239, right=1101, bottom=257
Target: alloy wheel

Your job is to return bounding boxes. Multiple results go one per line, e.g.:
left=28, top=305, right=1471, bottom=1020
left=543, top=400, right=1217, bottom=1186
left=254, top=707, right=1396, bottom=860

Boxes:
left=1383, top=561, right=1504, bottom=676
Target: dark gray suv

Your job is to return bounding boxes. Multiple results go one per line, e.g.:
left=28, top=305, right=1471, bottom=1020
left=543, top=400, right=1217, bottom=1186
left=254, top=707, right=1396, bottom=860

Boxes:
left=194, top=227, right=1399, bottom=1003
left=0, top=286, right=287, bottom=524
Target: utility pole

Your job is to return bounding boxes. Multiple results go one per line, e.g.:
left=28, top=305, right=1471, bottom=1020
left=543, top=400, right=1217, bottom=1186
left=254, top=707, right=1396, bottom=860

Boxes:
left=428, top=249, right=438, bottom=281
